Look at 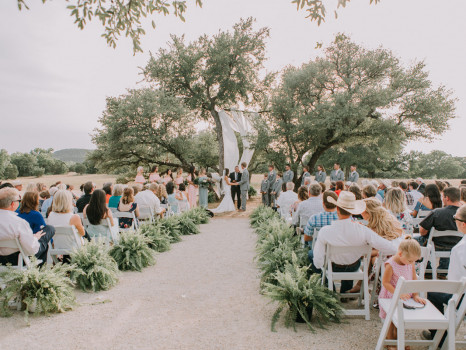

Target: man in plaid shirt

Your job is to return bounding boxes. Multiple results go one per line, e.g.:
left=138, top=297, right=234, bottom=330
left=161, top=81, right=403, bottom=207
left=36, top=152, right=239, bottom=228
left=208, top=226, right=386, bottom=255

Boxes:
left=304, top=191, right=339, bottom=244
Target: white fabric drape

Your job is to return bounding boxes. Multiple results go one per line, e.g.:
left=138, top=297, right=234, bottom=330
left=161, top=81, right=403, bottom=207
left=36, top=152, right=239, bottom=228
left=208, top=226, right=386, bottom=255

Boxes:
left=230, top=109, right=256, bottom=168
left=218, top=110, right=240, bottom=172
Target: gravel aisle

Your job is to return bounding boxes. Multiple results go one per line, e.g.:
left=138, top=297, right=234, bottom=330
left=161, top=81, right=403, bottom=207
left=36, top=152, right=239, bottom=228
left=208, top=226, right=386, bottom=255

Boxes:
left=0, top=218, right=390, bottom=349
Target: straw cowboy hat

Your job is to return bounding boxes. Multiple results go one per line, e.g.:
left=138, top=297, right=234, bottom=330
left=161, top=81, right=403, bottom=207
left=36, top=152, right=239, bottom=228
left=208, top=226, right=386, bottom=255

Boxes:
left=327, top=191, right=366, bottom=215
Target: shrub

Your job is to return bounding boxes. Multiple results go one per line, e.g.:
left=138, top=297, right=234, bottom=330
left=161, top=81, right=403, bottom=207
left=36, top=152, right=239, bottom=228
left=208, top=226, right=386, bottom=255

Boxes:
left=250, top=205, right=277, bottom=228
left=69, top=241, right=119, bottom=292
left=264, top=256, right=344, bottom=332
left=109, top=231, right=155, bottom=271
left=0, top=262, right=75, bottom=320
left=159, top=216, right=182, bottom=243
left=186, top=207, right=210, bottom=225
left=139, top=222, right=171, bottom=252
left=208, top=191, right=218, bottom=203
left=178, top=213, right=200, bottom=235
left=248, top=186, right=257, bottom=198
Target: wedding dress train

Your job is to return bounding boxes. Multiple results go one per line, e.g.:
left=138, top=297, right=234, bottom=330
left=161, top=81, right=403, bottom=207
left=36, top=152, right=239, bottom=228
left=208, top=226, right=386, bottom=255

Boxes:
left=210, top=177, right=236, bottom=213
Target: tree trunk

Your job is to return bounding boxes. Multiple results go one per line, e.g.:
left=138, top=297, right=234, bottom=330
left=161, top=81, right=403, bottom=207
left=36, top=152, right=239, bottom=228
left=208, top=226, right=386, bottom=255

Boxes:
left=307, top=149, right=327, bottom=173
left=210, top=109, right=225, bottom=171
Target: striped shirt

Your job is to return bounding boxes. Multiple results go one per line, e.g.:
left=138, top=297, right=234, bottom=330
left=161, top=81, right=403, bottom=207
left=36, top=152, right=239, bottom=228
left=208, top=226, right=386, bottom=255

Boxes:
left=304, top=211, right=339, bottom=237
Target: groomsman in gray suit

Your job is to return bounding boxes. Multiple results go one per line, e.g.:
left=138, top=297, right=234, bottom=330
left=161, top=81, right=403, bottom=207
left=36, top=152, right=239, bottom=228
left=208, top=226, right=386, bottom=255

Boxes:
left=260, top=173, right=269, bottom=205
left=238, top=162, right=250, bottom=211
left=301, top=166, right=311, bottom=186
left=330, top=163, right=345, bottom=182
left=315, top=165, right=327, bottom=183
left=348, top=164, right=359, bottom=183
left=271, top=172, right=283, bottom=208
left=282, top=164, right=294, bottom=185
left=267, top=164, right=277, bottom=207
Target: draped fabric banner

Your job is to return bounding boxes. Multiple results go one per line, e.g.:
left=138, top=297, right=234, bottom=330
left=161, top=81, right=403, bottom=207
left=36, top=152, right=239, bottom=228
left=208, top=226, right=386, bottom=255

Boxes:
left=230, top=109, right=256, bottom=168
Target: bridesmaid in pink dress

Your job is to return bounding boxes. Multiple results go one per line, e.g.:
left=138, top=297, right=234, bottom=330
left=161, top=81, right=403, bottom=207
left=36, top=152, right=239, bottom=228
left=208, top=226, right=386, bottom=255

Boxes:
left=175, top=168, right=184, bottom=188
left=135, top=166, right=145, bottom=184
left=187, top=166, right=198, bottom=208
left=149, top=165, right=162, bottom=183
left=163, top=169, right=173, bottom=185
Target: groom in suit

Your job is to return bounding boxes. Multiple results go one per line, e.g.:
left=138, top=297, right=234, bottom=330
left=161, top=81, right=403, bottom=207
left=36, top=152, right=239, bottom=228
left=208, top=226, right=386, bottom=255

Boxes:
left=238, top=162, right=249, bottom=211
left=230, top=165, right=242, bottom=209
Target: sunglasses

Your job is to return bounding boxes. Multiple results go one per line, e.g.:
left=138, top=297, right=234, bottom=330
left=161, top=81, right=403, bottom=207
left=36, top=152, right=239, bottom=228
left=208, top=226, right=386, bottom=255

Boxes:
left=453, top=216, right=465, bottom=223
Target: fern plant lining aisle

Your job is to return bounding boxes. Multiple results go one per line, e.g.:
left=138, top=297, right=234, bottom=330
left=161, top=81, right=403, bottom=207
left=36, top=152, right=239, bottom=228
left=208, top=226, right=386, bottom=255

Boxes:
left=1, top=216, right=396, bottom=349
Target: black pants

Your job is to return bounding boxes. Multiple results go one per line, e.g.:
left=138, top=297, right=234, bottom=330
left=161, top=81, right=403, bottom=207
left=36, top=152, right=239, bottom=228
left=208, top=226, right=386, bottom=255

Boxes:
left=0, top=225, right=55, bottom=267
left=310, top=259, right=361, bottom=293
left=231, top=186, right=241, bottom=209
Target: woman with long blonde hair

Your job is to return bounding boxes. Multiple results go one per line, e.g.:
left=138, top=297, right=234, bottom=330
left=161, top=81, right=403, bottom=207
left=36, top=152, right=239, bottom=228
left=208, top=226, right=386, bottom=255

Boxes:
left=384, top=187, right=413, bottom=231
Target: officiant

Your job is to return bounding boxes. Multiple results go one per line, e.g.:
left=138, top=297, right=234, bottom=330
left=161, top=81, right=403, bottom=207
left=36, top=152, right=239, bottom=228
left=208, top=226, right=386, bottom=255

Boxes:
left=230, top=166, right=242, bottom=210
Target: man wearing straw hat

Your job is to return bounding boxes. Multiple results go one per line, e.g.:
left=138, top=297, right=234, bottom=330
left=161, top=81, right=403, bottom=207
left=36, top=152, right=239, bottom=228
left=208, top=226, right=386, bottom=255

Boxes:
left=311, top=191, right=397, bottom=293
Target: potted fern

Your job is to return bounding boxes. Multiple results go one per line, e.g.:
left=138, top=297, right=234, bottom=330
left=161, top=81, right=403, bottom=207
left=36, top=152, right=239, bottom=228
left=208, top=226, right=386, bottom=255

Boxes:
left=109, top=231, right=155, bottom=271
left=139, top=222, right=171, bottom=252
left=178, top=213, right=200, bottom=235
left=69, top=241, right=119, bottom=292
left=159, top=216, right=182, bottom=243
left=264, top=254, right=344, bottom=332
left=0, top=261, right=75, bottom=321
left=185, top=207, right=210, bottom=225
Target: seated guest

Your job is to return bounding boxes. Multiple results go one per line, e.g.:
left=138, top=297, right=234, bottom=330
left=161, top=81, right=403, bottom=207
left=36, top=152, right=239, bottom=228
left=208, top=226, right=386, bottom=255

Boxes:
left=290, top=186, right=309, bottom=214
left=276, top=182, right=298, bottom=217
left=319, top=182, right=326, bottom=193
left=47, top=190, right=86, bottom=238
left=384, top=187, right=413, bottom=231
left=461, top=185, right=466, bottom=206
left=362, top=184, right=377, bottom=199
left=84, top=189, right=116, bottom=239
left=108, top=184, right=124, bottom=208
left=134, top=183, right=166, bottom=218
left=292, top=184, right=324, bottom=226
left=17, top=191, right=47, bottom=233
left=329, top=181, right=336, bottom=192
left=376, top=180, right=390, bottom=201
left=304, top=191, right=338, bottom=246
left=132, top=184, right=141, bottom=196
left=177, top=183, right=190, bottom=212
left=102, top=182, right=113, bottom=204
left=166, top=182, right=179, bottom=214
left=408, top=181, right=423, bottom=205
left=399, top=181, right=415, bottom=211
left=303, top=176, right=312, bottom=189
left=0, top=188, right=54, bottom=266
left=25, top=183, right=37, bottom=193
left=76, top=181, right=95, bottom=213
left=156, top=183, right=168, bottom=204
left=416, top=177, right=426, bottom=195
left=334, top=181, right=344, bottom=196
left=420, top=204, right=466, bottom=343
left=417, top=187, right=462, bottom=273
left=41, top=186, right=58, bottom=215
left=349, top=183, right=362, bottom=200
left=435, top=180, right=447, bottom=195
left=39, top=190, right=50, bottom=212
left=118, top=187, right=140, bottom=229
left=312, top=191, right=397, bottom=293
left=12, top=180, right=23, bottom=198
left=411, top=183, right=442, bottom=218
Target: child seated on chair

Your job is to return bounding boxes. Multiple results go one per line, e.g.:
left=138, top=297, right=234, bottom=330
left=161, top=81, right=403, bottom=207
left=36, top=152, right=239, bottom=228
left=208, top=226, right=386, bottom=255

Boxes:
left=379, top=236, right=426, bottom=349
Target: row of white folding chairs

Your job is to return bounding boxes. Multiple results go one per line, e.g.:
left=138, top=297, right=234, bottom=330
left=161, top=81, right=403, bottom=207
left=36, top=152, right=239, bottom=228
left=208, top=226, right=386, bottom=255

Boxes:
left=425, top=228, right=463, bottom=279
left=46, top=225, right=84, bottom=265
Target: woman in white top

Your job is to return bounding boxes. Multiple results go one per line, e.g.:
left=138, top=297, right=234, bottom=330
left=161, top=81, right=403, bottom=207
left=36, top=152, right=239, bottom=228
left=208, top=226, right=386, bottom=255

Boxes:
left=47, top=190, right=86, bottom=237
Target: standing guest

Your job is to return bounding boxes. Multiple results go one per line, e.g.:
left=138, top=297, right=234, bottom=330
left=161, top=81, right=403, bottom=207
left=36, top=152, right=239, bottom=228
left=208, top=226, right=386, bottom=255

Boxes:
left=198, top=168, right=209, bottom=209
left=311, top=191, right=397, bottom=293
left=399, top=181, right=415, bottom=211
left=276, top=182, right=298, bottom=216
left=334, top=181, right=344, bottom=196
left=330, top=163, right=345, bottom=182
left=282, top=164, right=294, bottom=186
left=41, top=187, right=58, bottom=215
left=156, top=183, right=168, bottom=205
left=134, top=183, right=165, bottom=218
left=102, top=182, right=113, bottom=204
left=76, top=181, right=95, bottom=213
left=177, top=183, right=190, bottom=212
left=301, top=166, right=311, bottom=186
left=416, top=177, right=426, bottom=195
left=47, top=190, right=86, bottom=238
left=348, top=165, right=359, bottom=183
left=17, top=191, right=47, bottom=233
left=118, top=187, right=139, bottom=229
left=411, top=184, right=442, bottom=218
left=293, top=184, right=324, bottom=226
left=230, top=165, right=242, bottom=210
left=135, top=166, right=145, bottom=184
left=315, top=165, right=327, bottom=183
left=270, top=172, right=283, bottom=208
left=408, top=181, right=423, bottom=205
left=385, top=188, right=413, bottom=231
left=362, top=184, right=377, bottom=199
left=83, top=189, right=116, bottom=240
left=163, top=169, right=173, bottom=185
left=417, top=187, right=462, bottom=273
left=166, top=182, right=179, bottom=214
left=260, top=173, right=269, bottom=206
left=267, top=165, right=277, bottom=207
left=108, top=184, right=124, bottom=208
left=149, top=165, right=161, bottom=184
left=175, top=168, right=184, bottom=188
left=304, top=191, right=339, bottom=246
left=186, top=166, right=198, bottom=209
left=0, top=188, right=54, bottom=266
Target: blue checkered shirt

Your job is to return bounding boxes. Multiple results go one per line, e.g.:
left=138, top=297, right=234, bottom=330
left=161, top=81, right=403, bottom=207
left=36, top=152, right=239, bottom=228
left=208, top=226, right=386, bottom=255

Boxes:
left=304, top=211, right=339, bottom=237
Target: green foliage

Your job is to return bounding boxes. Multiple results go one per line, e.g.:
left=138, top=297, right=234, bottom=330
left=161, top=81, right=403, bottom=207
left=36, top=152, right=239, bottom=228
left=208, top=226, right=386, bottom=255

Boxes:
left=158, top=216, right=182, bottom=243
left=69, top=241, right=119, bottom=292
left=109, top=231, right=155, bottom=271
left=248, top=186, right=257, bottom=198
left=0, top=262, right=75, bottom=320
left=7, top=148, right=68, bottom=177
left=139, top=222, right=171, bottom=252
left=177, top=213, right=201, bottom=235
left=264, top=256, right=344, bottom=332
left=208, top=191, right=218, bottom=203
left=250, top=205, right=278, bottom=229
left=185, top=207, right=210, bottom=225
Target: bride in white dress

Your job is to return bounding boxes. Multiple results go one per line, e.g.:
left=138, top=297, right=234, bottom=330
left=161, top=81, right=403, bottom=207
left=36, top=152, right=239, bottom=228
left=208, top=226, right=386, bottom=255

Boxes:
left=210, top=169, right=238, bottom=213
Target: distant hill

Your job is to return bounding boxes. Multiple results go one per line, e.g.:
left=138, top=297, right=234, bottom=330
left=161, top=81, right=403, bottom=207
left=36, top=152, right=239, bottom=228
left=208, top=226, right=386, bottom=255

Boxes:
left=53, top=149, right=91, bottom=163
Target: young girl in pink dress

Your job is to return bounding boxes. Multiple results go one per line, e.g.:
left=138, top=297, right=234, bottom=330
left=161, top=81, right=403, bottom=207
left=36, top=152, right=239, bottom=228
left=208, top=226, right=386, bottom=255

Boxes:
left=149, top=165, right=161, bottom=183
left=187, top=166, right=197, bottom=209
left=379, top=236, right=426, bottom=349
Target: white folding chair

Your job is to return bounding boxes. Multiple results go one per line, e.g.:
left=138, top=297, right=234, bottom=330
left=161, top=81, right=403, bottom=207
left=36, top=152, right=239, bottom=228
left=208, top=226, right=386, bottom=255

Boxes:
left=47, top=225, right=84, bottom=264
left=109, top=207, right=118, bottom=213
left=321, top=244, right=372, bottom=320
left=426, top=228, right=463, bottom=279
left=440, top=291, right=466, bottom=350
left=375, top=277, right=466, bottom=350
left=112, top=211, right=138, bottom=232
left=77, top=212, right=84, bottom=220
left=138, top=206, right=154, bottom=223
left=82, top=218, right=118, bottom=244
left=311, top=228, right=320, bottom=250
left=412, top=209, right=431, bottom=228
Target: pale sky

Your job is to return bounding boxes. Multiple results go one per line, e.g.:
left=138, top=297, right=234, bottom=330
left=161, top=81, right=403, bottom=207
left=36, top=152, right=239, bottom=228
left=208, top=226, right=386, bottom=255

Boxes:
left=0, top=0, right=465, bottom=156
